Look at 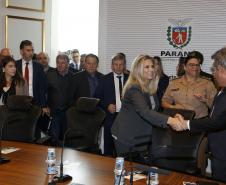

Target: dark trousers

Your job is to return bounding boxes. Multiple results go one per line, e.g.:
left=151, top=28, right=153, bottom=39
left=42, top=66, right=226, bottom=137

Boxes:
left=50, top=110, right=67, bottom=142
left=104, top=113, right=118, bottom=156
left=37, top=114, right=50, bottom=133
left=212, top=158, right=226, bottom=182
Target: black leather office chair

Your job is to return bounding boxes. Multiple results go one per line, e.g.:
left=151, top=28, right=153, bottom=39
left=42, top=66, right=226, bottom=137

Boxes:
left=0, top=95, right=41, bottom=143
left=151, top=108, right=207, bottom=175
left=65, top=97, right=105, bottom=154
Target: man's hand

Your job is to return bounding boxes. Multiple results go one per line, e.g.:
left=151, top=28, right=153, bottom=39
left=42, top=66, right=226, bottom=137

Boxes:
left=107, top=104, right=116, bottom=114
left=167, top=117, right=183, bottom=131
left=167, top=114, right=188, bottom=131
left=42, top=107, right=50, bottom=116
left=176, top=114, right=188, bottom=130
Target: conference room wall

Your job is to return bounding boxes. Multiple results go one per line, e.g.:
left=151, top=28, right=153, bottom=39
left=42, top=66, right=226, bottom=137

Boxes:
left=1, top=0, right=226, bottom=75
left=98, top=0, right=226, bottom=76
left=0, top=0, right=55, bottom=65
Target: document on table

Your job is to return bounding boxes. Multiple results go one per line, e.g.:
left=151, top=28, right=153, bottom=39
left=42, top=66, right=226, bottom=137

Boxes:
left=125, top=174, right=147, bottom=181
left=1, top=147, right=20, bottom=154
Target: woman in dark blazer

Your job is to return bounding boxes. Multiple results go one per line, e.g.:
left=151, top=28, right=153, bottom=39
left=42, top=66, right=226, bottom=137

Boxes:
left=111, top=55, right=180, bottom=156
left=0, top=56, right=28, bottom=105
left=153, top=56, right=169, bottom=109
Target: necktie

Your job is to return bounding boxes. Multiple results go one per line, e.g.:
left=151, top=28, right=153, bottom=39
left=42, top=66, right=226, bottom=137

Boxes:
left=117, top=76, right=122, bottom=98
left=24, top=62, right=29, bottom=84
left=75, top=63, right=78, bottom=70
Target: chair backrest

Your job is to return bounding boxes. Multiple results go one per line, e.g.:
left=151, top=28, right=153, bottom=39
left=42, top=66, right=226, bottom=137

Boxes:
left=151, top=108, right=206, bottom=174
left=163, top=108, right=196, bottom=120
left=0, top=95, right=41, bottom=142
left=66, top=97, right=105, bottom=153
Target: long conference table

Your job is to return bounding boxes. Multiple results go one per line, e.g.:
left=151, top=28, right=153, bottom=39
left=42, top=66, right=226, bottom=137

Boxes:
left=0, top=141, right=225, bottom=185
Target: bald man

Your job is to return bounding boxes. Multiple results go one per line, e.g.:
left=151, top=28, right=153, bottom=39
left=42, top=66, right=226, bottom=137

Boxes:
left=0, top=48, right=11, bottom=57
left=37, top=52, right=54, bottom=73
left=0, top=48, right=12, bottom=71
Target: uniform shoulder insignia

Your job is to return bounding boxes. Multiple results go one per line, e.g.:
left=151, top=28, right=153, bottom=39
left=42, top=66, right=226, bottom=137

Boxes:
left=170, top=76, right=181, bottom=81
left=200, top=76, right=212, bottom=81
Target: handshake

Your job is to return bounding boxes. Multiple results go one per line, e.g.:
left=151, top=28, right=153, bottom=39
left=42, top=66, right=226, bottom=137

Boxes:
left=167, top=114, right=189, bottom=131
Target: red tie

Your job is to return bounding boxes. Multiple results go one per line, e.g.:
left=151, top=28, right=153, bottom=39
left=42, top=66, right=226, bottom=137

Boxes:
left=24, top=62, right=29, bottom=84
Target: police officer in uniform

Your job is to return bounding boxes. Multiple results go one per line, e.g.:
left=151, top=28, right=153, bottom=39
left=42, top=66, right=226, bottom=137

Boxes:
left=162, top=53, right=217, bottom=119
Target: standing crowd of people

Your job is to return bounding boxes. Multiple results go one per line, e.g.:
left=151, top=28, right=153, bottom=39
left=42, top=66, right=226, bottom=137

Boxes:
left=1, top=39, right=226, bottom=182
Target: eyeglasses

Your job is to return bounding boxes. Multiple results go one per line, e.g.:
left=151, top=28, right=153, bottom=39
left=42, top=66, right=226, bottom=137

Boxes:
left=187, top=63, right=200, bottom=67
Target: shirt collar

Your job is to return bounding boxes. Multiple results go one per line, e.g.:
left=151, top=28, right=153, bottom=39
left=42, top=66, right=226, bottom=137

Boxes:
left=57, top=70, right=69, bottom=76
left=113, top=72, right=123, bottom=78
left=22, top=59, right=32, bottom=64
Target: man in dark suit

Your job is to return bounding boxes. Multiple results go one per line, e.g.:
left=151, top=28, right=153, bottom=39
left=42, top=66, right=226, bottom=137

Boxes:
left=46, top=54, right=75, bottom=142
left=73, top=54, right=103, bottom=103
left=174, top=47, right=226, bottom=182
left=16, top=40, right=49, bottom=117
left=95, top=53, right=129, bottom=156
left=36, top=51, right=55, bottom=133
left=37, top=52, right=55, bottom=74
left=69, top=49, right=81, bottom=73
left=0, top=48, right=12, bottom=73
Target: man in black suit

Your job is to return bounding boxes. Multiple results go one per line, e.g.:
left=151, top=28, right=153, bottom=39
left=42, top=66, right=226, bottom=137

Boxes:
left=95, top=53, right=129, bottom=156
left=174, top=47, right=226, bottom=182
left=73, top=54, right=103, bottom=103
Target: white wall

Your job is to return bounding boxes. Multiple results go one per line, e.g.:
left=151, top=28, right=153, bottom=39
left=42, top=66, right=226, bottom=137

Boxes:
left=0, top=0, right=54, bottom=65
left=2, top=0, right=226, bottom=74
left=98, top=0, right=226, bottom=76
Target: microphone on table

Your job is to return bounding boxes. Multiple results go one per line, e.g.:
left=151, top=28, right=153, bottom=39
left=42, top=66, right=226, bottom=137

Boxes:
left=53, top=129, right=73, bottom=183
left=0, top=113, right=10, bottom=164
left=53, top=128, right=84, bottom=183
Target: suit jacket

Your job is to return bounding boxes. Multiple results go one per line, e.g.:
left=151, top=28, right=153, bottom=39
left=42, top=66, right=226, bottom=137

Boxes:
left=157, top=73, right=169, bottom=102
left=69, top=65, right=79, bottom=74
left=95, top=72, right=129, bottom=126
left=111, top=85, right=169, bottom=148
left=73, top=70, right=103, bottom=103
left=16, top=59, right=47, bottom=107
left=69, top=62, right=83, bottom=71
left=95, top=72, right=129, bottom=110
left=15, top=81, right=29, bottom=96
left=190, top=88, right=226, bottom=161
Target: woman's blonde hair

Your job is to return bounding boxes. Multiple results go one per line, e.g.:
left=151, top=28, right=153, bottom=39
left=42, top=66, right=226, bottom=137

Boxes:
left=122, top=54, right=157, bottom=96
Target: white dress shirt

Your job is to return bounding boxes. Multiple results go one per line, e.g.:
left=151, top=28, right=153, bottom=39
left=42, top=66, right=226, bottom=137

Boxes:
left=0, top=96, right=3, bottom=105
left=113, top=72, right=124, bottom=112
left=22, top=59, right=33, bottom=96
left=150, top=95, right=156, bottom=110
left=70, top=61, right=80, bottom=70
